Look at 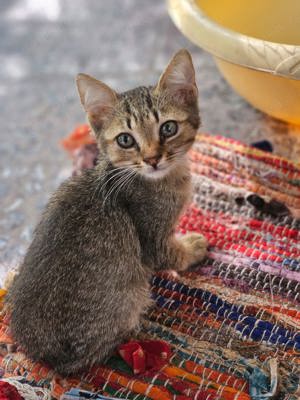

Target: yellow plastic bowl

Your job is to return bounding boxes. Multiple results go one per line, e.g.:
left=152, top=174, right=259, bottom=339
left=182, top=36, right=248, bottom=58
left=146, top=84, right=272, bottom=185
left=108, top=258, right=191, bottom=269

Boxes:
left=167, top=0, right=300, bottom=124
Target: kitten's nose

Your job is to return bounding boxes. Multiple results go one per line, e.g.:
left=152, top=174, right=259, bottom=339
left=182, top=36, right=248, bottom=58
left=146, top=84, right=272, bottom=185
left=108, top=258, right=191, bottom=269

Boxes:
left=143, top=155, right=162, bottom=169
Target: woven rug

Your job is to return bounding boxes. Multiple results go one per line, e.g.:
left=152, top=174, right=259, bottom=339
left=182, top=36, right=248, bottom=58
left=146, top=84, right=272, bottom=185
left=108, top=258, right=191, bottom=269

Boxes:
left=0, top=128, right=299, bottom=400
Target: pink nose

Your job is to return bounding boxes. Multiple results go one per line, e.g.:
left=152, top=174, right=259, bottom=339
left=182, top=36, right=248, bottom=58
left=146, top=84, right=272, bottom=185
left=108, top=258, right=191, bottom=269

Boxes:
left=144, top=155, right=162, bottom=169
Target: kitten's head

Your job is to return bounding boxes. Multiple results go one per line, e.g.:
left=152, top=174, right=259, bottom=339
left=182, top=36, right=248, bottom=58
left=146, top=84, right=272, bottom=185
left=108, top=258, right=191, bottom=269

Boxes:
left=76, top=49, right=200, bottom=180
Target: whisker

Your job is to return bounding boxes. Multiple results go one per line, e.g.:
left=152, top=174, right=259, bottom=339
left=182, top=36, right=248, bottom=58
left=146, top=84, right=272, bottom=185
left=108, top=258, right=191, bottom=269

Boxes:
left=166, top=153, right=186, bottom=162
left=112, top=170, right=137, bottom=206
left=102, top=169, right=134, bottom=207
left=93, top=163, right=140, bottom=200
left=93, top=161, right=141, bottom=205
left=102, top=173, right=128, bottom=206
left=93, top=168, right=129, bottom=201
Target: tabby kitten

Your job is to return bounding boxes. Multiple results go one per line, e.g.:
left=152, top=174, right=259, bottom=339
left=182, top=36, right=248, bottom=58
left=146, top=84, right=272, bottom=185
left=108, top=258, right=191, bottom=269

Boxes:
left=7, top=49, right=207, bottom=376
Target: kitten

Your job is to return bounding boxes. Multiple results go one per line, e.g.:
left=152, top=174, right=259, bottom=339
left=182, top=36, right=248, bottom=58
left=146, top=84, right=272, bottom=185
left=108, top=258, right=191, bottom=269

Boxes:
left=6, top=49, right=207, bottom=376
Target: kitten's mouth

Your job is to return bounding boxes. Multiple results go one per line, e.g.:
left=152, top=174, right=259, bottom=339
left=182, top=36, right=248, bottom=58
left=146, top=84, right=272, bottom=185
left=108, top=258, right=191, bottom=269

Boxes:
left=141, top=164, right=171, bottom=180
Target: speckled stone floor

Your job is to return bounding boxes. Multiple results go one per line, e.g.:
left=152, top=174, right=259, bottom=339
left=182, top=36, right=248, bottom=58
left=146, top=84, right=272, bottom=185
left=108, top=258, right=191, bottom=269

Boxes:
left=1, top=0, right=300, bottom=283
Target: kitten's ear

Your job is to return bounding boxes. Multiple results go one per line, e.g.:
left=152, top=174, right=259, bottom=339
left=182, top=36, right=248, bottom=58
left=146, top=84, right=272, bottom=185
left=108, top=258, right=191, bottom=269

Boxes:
left=76, top=73, right=117, bottom=131
left=155, top=49, right=198, bottom=104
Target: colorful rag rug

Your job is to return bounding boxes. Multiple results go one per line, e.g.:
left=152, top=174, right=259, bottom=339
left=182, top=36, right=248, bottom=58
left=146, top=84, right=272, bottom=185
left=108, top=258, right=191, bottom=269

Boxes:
left=0, top=126, right=300, bottom=400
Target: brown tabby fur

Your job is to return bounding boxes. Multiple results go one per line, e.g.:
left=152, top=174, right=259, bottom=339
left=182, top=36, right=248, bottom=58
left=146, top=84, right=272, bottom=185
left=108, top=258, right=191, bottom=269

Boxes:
left=6, top=50, right=207, bottom=376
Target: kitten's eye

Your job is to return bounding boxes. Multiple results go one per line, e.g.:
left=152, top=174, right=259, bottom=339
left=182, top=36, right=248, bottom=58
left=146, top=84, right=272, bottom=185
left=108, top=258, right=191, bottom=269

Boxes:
left=116, top=133, right=135, bottom=149
left=160, top=120, right=178, bottom=139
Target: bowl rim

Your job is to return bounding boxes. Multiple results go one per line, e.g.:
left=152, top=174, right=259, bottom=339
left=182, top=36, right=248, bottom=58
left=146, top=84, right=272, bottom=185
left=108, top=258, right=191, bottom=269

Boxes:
left=167, top=0, right=300, bottom=80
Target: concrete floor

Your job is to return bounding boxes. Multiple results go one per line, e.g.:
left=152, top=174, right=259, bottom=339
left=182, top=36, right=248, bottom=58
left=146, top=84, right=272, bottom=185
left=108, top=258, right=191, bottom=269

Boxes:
left=1, top=0, right=300, bottom=282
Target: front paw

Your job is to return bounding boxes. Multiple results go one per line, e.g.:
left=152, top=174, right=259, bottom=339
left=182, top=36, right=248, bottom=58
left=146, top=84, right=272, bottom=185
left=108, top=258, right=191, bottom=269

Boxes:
left=163, top=269, right=180, bottom=279
left=180, top=233, right=207, bottom=267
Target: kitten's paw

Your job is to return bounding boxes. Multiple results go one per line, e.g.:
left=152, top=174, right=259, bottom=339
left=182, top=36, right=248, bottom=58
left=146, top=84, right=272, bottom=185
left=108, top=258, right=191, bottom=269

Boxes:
left=180, top=233, right=207, bottom=267
left=163, top=269, right=180, bottom=279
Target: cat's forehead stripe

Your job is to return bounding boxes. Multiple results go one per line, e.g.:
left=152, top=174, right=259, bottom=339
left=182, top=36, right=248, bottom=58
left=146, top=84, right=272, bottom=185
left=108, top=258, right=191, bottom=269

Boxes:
left=119, top=86, right=161, bottom=131
left=145, top=92, right=153, bottom=109
left=123, top=99, right=131, bottom=115
left=153, top=109, right=159, bottom=123
left=126, top=118, right=132, bottom=130
left=131, top=111, right=138, bottom=123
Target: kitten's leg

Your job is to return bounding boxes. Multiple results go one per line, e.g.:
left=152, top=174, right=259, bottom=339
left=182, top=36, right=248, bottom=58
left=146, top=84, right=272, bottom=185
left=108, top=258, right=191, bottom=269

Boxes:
left=163, top=269, right=181, bottom=279
left=159, top=233, right=207, bottom=272
left=178, top=233, right=207, bottom=269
